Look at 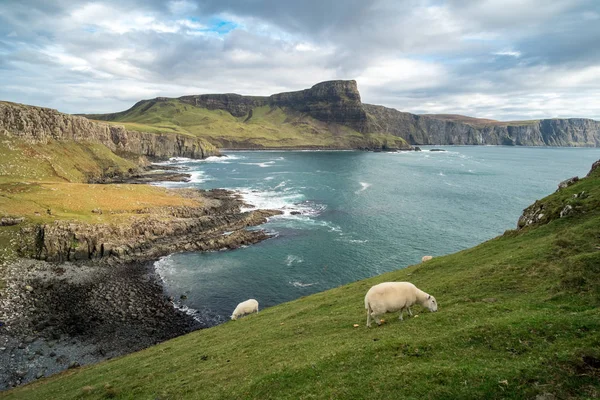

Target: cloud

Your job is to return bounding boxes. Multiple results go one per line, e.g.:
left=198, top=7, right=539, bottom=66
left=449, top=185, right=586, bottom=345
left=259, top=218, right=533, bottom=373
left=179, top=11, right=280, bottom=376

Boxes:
left=0, top=0, right=598, bottom=120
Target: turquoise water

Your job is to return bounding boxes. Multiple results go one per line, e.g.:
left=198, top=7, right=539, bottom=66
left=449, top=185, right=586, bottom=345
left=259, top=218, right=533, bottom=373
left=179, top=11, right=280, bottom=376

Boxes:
left=154, top=147, right=600, bottom=325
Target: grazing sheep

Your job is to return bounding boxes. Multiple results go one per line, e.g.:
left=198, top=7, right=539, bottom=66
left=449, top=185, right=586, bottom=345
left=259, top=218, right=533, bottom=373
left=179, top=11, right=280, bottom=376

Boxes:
left=421, top=255, right=433, bottom=262
left=231, top=299, right=259, bottom=320
left=365, top=282, right=437, bottom=327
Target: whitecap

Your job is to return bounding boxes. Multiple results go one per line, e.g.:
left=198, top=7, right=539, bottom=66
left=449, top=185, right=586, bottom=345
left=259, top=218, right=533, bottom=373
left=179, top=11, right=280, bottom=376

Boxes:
left=240, top=161, right=276, bottom=168
left=289, top=281, right=317, bottom=288
left=285, top=255, right=304, bottom=266
left=355, top=181, right=371, bottom=194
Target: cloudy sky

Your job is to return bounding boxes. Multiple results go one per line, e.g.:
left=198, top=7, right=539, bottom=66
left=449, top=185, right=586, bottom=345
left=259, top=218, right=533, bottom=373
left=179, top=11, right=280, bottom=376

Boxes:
left=1, top=0, right=599, bottom=120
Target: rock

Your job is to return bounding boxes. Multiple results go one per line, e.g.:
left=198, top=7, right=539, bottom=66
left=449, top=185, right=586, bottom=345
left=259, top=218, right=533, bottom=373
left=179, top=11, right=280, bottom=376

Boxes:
left=91, top=208, right=103, bottom=214
left=429, top=148, right=446, bottom=152
left=180, top=294, right=187, bottom=300
left=560, top=205, right=574, bottom=218
left=68, top=361, right=80, bottom=369
left=0, top=216, right=24, bottom=226
left=25, top=285, right=33, bottom=292
left=290, top=211, right=301, bottom=215
left=0, top=101, right=220, bottom=165
left=414, top=146, right=421, bottom=151
left=558, top=176, right=579, bottom=190
left=586, top=159, right=600, bottom=177
left=35, top=372, right=43, bottom=379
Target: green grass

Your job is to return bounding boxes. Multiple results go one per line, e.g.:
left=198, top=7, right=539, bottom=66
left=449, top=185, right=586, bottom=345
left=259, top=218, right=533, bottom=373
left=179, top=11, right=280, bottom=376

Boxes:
left=0, top=136, right=138, bottom=184
left=90, top=100, right=409, bottom=149
left=3, top=170, right=599, bottom=399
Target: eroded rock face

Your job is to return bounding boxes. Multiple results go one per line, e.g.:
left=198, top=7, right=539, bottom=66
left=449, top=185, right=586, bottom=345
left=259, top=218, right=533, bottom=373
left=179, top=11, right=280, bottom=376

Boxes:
left=363, top=104, right=600, bottom=146
left=0, top=101, right=219, bottom=159
left=18, top=190, right=282, bottom=263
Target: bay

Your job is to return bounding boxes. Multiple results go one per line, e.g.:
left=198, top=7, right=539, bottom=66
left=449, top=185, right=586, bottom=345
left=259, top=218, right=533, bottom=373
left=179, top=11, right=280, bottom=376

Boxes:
left=154, top=146, right=600, bottom=325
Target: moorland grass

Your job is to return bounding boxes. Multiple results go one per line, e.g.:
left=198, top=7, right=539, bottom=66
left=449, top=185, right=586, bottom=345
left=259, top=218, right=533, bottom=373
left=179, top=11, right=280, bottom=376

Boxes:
left=90, top=100, right=409, bottom=149
left=2, top=172, right=599, bottom=399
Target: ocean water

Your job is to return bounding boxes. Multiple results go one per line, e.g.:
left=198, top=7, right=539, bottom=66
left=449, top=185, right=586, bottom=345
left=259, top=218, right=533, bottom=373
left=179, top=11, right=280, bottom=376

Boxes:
left=153, top=147, right=600, bottom=325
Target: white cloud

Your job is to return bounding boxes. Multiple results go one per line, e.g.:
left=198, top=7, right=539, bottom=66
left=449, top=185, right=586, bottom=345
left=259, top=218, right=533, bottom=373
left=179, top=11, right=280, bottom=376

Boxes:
left=493, top=50, right=521, bottom=57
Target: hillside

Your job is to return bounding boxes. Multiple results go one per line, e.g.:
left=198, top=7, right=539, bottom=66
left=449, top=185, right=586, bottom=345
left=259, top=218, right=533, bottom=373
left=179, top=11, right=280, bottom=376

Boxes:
left=4, top=161, right=599, bottom=399
left=87, top=80, right=600, bottom=148
left=86, top=81, right=409, bottom=151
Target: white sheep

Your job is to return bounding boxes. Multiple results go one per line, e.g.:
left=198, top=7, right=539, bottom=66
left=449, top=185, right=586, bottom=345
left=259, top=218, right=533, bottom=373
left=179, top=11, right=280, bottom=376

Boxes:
left=365, top=282, right=437, bottom=327
left=421, top=255, right=433, bottom=262
left=231, top=299, right=259, bottom=320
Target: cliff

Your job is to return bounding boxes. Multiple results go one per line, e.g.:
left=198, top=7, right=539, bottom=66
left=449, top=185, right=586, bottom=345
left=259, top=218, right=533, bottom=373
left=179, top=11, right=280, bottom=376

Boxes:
left=0, top=101, right=219, bottom=159
left=88, top=80, right=600, bottom=148
left=364, top=104, right=600, bottom=146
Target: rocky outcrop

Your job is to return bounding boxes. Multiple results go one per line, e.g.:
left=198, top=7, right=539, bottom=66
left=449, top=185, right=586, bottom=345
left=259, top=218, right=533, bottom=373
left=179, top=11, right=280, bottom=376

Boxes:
left=0, top=101, right=219, bottom=159
left=517, top=159, right=599, bottom=229
left=1, top=216, right=24, bottom=226
left=269, top=80, right=367, bottom=132
left=18, top=189, right=282, bottom=263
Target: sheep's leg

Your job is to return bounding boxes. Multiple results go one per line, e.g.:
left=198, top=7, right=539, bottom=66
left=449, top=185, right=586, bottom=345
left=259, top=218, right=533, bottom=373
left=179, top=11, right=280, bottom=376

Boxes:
left=399, top=309, right=404, bottom=321
left=366, top=309, right=371, bottom=328
left=407, top=307, right=413, bottom=317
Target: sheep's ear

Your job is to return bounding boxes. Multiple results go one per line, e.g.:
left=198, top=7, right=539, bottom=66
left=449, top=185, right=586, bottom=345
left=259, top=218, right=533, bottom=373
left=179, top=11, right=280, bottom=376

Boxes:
left=428, top=295, right=431, bottom=299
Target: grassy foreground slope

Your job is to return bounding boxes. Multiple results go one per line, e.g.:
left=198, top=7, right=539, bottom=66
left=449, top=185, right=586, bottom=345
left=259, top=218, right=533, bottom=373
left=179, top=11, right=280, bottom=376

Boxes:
left=88, top=99, right=409, bottom=150
left=3, top=167, right=600, bottom=399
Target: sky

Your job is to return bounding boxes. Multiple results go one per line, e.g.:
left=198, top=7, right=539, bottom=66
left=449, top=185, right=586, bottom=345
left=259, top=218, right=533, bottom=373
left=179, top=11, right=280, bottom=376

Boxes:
left=0, top=0, right=599, bottom=120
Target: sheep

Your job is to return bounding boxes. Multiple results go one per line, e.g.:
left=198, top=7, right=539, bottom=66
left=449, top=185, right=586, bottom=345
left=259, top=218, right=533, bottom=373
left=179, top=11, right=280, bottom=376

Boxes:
left=231, top=299, right=259, bottom=320
left=365, top=282, right=437, bottom=327
left=421, top=255, right=433, bottom=262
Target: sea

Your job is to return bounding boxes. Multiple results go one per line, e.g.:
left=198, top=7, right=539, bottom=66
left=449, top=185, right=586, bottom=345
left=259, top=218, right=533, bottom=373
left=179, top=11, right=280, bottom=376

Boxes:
left=153, top=146, right=600, bottom=325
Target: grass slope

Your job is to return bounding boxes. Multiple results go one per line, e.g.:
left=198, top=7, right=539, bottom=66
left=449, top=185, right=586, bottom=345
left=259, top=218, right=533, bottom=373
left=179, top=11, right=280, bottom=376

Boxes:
left=0, top=137, right=138, bottom=185
left=3, top=168, right=599, bottom=399
left=89, top=100, right=409, bottom=149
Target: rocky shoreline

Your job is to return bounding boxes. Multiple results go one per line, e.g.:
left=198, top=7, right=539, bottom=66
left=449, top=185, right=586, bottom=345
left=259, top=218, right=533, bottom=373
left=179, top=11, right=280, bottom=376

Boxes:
left=0, top=188, right=282, bottom=390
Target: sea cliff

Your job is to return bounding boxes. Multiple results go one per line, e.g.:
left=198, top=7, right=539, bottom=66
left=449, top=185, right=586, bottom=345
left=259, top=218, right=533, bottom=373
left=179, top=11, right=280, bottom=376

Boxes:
left=89, top=80, right=600, bottom=148
left=0, top=101, right=219, bottom=159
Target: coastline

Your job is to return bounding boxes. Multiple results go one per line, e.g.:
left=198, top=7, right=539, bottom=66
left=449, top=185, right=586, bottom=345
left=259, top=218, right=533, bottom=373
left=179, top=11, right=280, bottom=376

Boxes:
left=0, top=187, right=281, bottom=390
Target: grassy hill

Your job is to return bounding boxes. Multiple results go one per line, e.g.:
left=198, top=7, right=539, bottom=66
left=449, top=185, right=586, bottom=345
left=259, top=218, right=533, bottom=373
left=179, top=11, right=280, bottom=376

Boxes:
left=3, top=163, right=599, bottom=399
left=87, top=98, right=409, bottom=150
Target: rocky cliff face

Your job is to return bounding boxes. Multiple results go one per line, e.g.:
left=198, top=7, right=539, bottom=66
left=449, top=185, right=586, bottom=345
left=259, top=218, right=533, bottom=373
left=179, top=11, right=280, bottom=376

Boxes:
left=178, top=80, right=368, bottom=131
left=18, top=190, right=282, bottom=263
left=269, top=80, right=368, bottom=132
left=363, top=104, right=600, bottom=147
left=87, top=80, right=600, bottom=147
left=0, top=101, right=218, bottom=159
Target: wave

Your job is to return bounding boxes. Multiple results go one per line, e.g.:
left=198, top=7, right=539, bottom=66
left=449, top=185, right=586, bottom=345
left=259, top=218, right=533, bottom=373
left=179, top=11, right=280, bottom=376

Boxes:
left=237, top=188, right=326, bottom=219
left=153, top=154, right=243, bottom=166
left=336, top=238, right=368, bottom=244
left=355, top=181, right=371, bottom=194
left=240, top=160, right=276, bottom=168
left=285, top=255, right=304, bottom=266
left=289, top=281, right=317, bottom=288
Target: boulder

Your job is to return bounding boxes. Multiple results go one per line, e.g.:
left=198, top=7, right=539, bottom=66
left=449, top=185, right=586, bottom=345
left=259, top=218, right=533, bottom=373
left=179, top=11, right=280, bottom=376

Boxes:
left=557, top=176, right=579, bottom=190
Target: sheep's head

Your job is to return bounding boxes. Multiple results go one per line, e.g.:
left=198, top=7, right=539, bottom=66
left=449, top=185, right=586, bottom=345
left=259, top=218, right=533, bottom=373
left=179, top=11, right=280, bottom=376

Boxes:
left=424, top=295, right=438, bottom=312
left=231, top=314, right=238, bottom=321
